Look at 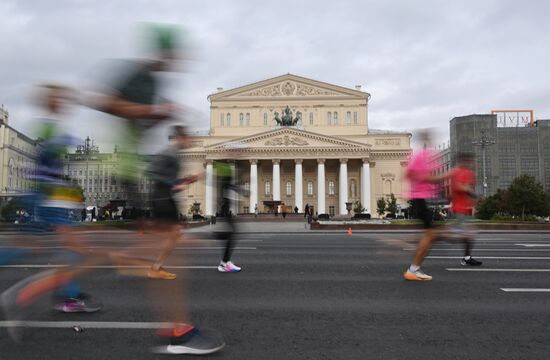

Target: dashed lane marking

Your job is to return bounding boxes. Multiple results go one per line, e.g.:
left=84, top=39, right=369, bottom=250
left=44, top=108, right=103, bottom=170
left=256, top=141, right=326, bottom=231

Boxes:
left=500, top=288, right=550, bottom=292
left=447, top=268, right=550, bottom=272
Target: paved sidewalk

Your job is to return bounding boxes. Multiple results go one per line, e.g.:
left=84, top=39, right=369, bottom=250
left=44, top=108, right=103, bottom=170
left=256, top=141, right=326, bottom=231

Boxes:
left=186, top=220, right=312, bottom=233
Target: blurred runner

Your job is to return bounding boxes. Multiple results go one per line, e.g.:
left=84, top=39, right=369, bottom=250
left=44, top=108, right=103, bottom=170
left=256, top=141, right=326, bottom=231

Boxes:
left=213, top=160, right=241, bottom=273
left=147, top=125, right=200, bottom=279
left=85, top=23, right=183, bottom=209
left=2, top=84, right=101, bottom=341
left=448, top=152, right=482, bottom=266
left=403, top=130, right=439, bottom=281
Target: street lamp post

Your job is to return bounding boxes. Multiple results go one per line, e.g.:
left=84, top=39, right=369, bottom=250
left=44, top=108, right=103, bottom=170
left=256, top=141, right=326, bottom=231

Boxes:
left=472, top=130, right=496, bottom=198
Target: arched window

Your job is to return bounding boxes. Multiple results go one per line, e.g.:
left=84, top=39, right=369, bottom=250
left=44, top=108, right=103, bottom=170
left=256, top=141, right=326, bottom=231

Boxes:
left=239, top=113, right=244, bottom=126
left=309, top=112, right=314, bottom=125
left=328, top=180, right=335, bottom=195
left=333, top=112, right=339, bottom=125
left=327, top=112, right=332, bottom=125
left=286, top=181, right=292, bottom=195
left=353, top=111, right=358, bottom=125
left=265, top=181, right=271, bottom=196
left=219, top=113, right=224, bottom=127
left=350, top=179, right=356, bottom=198
left=264, top=113, right=268, bottom=126
left=384, top=180, right=392, bottom=194
left=246, top=113, right=250, bottom=126
left=226, top=113, right=231, bottom=126
left=307, top=181, right=313, bottom=195
left=346, top=111, right=351, bottom=125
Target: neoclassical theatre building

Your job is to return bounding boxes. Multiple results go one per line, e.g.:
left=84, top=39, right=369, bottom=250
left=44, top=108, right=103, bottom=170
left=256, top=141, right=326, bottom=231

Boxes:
left=180, top=74, right=411, bottom=216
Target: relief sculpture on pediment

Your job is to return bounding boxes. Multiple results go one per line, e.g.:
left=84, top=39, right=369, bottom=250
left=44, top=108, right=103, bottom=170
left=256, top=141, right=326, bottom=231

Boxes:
left=375, top=138, right=401, bottom=146
left=296, top=84, right=339, bottom=96
left=265, top=135, right=309, bottom=146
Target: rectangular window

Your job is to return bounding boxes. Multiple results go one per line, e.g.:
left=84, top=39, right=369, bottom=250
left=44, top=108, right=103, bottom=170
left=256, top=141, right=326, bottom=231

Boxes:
left=329, top=206, right=335, bottom=216
left=286, top=181, right=292, bottom=196
left=353, top=112, right=358, bottom=125
left=265, top=181, right=271, bottom=196
left=309, top=113, right=314, bottom=125
left=333, top=112, right=338, bottom=125
left=346, top=111, right=351, bottom=125
left=328, top=181, right=335, bottom=195
left=239, top=113, right=244, bottom=126
left=307, top=181, right=313, bottom=195
left=226, top=113, right=231, bottom=126
left=327, top=112, right=332, bottom=126
left=246, top=113, right=250, bottom=126
left=219, top=113, right=224, bottom=127
left=264, top=113, right=268, bottom=126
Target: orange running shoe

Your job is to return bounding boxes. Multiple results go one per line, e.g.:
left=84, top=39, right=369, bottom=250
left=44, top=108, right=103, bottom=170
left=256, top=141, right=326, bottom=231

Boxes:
left=148, top=268, right=176, bottom=280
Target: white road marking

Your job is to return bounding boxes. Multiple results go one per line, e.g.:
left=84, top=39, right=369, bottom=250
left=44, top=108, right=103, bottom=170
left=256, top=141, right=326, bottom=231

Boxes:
left=500, top=288, right=550, bottom=292
left=0, top=265, right=217, bottom=269
left=447, top=268, right=550, bottom=272
left=427, top=256, right=550, bottom=260
left=0, top=320, right=174, bottom=329
left=404, top=248, right=550, bottom=252
left=0, top=246, right=256, bottom=250
left=516, top=244, right=550, bottom=247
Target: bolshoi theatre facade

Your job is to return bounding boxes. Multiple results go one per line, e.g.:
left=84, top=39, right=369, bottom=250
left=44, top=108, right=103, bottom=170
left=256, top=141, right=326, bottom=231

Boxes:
left=179, top=74, right=411, bottom=216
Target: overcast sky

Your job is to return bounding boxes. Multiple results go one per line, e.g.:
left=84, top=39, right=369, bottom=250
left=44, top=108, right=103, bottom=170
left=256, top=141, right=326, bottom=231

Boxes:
left=2, top=0, right=549, bottom=152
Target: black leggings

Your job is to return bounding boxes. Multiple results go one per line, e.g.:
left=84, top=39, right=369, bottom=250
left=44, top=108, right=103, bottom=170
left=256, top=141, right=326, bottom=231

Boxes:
left=219, top=176, right=236, bottom=263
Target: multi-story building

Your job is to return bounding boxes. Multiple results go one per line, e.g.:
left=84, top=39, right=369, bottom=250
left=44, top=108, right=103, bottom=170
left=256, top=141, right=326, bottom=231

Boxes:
left=0, top=105, right=40, bottom=205
left=63, top=139, right=153, bottom=209
left=431, top=143, right=451, bottom=201
left=450, top=113, right=550, bottom=196
left=180, top=74, right=412, bottom=216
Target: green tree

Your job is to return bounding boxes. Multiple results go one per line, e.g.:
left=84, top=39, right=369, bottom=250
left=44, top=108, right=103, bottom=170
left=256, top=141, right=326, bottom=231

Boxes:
left=475, top=189, right=510, bottom=220
left=376, top=198, right=386, bottom=217
left=508, top=175, right=549, bottom=219
left=352, top=200, right=365, bottom=214
left=386, top=193, right=398, bottom=215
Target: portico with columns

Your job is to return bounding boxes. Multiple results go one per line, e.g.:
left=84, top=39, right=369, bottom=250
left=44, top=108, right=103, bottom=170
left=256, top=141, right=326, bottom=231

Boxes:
left=179, top=74, right=411, bottom=217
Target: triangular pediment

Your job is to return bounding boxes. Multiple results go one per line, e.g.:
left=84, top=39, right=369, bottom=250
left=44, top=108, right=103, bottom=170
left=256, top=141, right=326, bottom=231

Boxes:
left=206, top=127, right=371, bottom=151
left=208, top=74, right=369, bottom=101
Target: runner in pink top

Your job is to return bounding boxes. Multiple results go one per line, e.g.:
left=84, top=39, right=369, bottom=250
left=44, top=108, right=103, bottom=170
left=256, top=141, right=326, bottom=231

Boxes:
left=403, top=130, right=442, bottom=281
left=406, top=148, right=437, bottom=200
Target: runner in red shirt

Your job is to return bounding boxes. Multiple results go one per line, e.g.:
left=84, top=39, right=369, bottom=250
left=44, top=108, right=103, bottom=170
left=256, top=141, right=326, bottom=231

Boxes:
left=449, top=152, right=482, bottom=266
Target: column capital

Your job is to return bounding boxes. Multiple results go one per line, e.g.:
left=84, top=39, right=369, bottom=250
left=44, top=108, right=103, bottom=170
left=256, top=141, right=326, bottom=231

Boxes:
left=340, top=158, right=348, bottom=164
left=317, top=159, right=325, bottom=164
left=362, top=158, right=370, bottom=164
left=295, top=159, right=303, bottom=164
left=272, top=159, right=280, bottom=165
left=205, top=159, right=213, bottom=166
left=249, top=159, right=258, bottom=165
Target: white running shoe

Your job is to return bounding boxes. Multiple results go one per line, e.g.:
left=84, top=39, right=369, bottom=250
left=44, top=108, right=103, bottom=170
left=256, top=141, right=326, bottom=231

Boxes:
left=403, top=268, right=433, bottom=281
left=217, top=261, right=241, bottom=273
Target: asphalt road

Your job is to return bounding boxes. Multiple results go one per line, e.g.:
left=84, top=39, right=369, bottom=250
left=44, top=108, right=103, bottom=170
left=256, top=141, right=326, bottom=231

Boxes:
left=0, top=228, right=549, bottom=359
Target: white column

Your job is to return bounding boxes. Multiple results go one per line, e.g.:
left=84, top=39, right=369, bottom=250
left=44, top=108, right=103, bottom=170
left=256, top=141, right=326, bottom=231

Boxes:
left=205, top=161, right=214, bottom=216
left=272, top=159, right=281, bottom=201
left=249, top=160, right=258, bottom=214
left=361, top=158, right=371, bottom=214
left=294, top=159, right=303, bottom=212
left=317, top=159, right=325, bottom=214
left=230, top=161, right=238, bottom=215
left=339, top=159, right=348, bottom=215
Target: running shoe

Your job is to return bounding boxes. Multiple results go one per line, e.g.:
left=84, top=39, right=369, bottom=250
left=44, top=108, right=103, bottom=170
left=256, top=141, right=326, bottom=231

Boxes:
left=461, top=257, right=482, bottom=266
left=403, top=269, right=432, bottom=281
left=153, top=327, right=225, bottom=355
left=148, top=268, right=177, bottom=280
left=218, top=261, right=241, bottom=273
left=53, top=293, right=102, bottom=313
